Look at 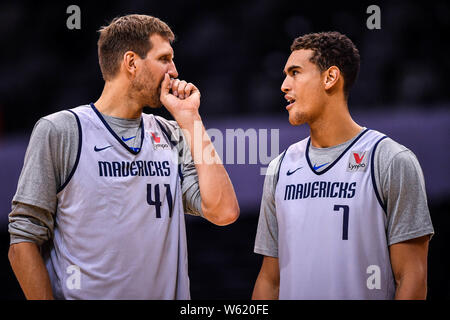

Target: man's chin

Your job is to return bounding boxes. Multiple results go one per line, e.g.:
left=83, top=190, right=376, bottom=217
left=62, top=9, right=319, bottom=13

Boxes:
left=288, top=111, right=308, bottom=126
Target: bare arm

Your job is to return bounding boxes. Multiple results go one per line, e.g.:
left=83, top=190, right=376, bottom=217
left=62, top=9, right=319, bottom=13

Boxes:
left=8, top=242, right=54, bottom=300
left=160, top=74, right=239, bottom=226
left=252, top=256, right=280, bottom=300
left=389, top=235, right=430, bottom=300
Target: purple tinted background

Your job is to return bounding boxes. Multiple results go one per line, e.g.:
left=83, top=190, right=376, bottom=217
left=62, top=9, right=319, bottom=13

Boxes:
left=1, top=107, right=448, bottom=227
left=0, top=0, right=449, bottom=299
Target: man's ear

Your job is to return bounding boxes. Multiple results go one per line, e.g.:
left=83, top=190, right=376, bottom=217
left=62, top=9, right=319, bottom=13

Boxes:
left=123, top=51, right=138, bottom=77
left=323, top=66, right=341, bottom=91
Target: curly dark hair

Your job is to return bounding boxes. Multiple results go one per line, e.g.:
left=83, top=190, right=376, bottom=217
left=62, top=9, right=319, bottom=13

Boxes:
left=291, top=31, right=360, bottom=97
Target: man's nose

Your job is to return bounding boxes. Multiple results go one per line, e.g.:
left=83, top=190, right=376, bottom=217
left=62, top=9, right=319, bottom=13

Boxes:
left=281, top=77, right=290, bottom=93
left=168, top=61, right=178, bottom=79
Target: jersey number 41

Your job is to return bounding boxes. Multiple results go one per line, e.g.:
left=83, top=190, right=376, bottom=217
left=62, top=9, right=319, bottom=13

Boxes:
left=147, top=183, right=173, bottom=218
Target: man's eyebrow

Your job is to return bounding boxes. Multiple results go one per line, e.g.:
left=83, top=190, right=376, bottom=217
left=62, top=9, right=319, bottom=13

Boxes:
left=283, top=65, right=302, bottom=75
left=159, top=51, right=174, bottom=59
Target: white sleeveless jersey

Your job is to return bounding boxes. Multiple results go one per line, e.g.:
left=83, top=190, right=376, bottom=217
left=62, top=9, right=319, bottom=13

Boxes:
left=275, top=129, right=395, bottom=299
left=45, top=104, right=190, bottom=299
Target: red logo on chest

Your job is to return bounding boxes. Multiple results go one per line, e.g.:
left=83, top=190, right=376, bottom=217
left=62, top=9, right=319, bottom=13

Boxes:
left=151, top=132, right=161, bottom=143
left=353, top=152, right=366, bottom=164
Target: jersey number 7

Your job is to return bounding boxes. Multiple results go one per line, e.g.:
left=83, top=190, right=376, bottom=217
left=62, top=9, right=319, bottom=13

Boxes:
left=333, top=204, right=349, bottom=240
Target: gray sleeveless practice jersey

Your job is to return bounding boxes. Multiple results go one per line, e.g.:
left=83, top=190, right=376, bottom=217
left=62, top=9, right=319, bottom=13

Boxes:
left=44, top=104, right=190, bottom=299
left=275, top=129, right=395, bottom=299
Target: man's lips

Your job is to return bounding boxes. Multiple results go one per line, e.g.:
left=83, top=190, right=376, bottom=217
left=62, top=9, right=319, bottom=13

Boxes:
left=285, top=95, right=296, bottom=110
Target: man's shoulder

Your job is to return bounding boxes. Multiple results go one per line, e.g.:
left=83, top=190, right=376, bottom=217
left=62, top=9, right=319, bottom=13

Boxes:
left=268, top=151, right=286, bottom=169
left=153, top=115, right=179, bottom=130
left=39, top=105, right=90, bottom=132
left=152, top=115, right=184, bottom=144
left=280, top=136, right=310, bottom=164
left=370, top=133, right=424, bottom=179
left=375, top=135, right=414, bottom=162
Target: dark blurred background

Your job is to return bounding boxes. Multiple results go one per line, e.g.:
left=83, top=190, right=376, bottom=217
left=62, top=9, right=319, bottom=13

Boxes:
left=0, top=0, right=449, bottom=299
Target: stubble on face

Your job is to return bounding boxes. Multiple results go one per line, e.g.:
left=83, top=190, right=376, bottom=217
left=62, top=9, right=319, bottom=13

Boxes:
left=131, top=63, right=164, bottom=108
left=282, top=49, right=326, bottom=127
left=289, top=110, right=309, bottom=126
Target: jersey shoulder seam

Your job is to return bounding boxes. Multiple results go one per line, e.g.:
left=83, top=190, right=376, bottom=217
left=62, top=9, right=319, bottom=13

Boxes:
left=384, top=149, right=413, bottom=174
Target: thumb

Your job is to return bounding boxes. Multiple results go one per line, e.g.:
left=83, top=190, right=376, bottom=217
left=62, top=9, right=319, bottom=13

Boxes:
left=160, top=73, right=171, bottom=99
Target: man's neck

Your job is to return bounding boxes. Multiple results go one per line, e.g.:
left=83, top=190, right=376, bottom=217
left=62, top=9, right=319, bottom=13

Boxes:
left=94, top=80, right=143, bottom=119
left=308, top=101, right=362, bottom=148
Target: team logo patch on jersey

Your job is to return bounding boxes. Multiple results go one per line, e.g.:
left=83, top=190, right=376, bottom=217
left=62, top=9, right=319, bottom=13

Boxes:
left=151, top=132, right=161, bottom=143
left=347, top=150, right=368, bottom=172
left=150, top=131, right=170, bottom=150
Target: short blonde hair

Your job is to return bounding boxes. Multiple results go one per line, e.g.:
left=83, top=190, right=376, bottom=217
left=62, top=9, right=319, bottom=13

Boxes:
left=97, top=14, right=175, bottom=80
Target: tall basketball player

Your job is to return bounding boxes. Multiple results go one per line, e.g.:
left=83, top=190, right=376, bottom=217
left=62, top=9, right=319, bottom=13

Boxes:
left=8, top=14, right=239, bottom=300
left=252, top=32, right=434, bottom=300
